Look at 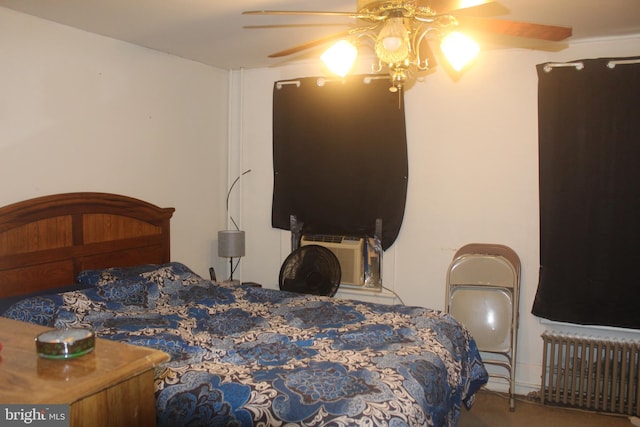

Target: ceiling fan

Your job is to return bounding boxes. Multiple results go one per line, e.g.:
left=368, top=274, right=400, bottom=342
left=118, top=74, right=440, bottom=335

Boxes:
left=244, top=0, right=572, bottom=92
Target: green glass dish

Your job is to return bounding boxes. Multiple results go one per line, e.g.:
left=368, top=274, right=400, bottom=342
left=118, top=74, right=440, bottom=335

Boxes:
left=35, top=328, right=95, bottom=359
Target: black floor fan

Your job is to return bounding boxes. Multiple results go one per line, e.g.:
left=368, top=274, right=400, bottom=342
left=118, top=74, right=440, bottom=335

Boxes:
left=279, top=245, right=341, bottom=297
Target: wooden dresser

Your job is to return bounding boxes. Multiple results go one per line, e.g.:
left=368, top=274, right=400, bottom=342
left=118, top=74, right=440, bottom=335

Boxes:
left=0, top=318, right=169, bottom=427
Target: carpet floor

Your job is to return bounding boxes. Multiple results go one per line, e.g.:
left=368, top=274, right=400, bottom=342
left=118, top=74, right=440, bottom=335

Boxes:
left=457, top=390, right=639, bottom=427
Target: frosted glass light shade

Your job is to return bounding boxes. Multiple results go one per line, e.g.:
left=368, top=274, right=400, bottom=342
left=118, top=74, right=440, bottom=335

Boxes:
left=218, top=230, right=245, bottom=258
left=440, top=31, right=479, bottom=71
left=321, top=40, right=358, bottom=77
left=375, top=17, right=410, bottom=64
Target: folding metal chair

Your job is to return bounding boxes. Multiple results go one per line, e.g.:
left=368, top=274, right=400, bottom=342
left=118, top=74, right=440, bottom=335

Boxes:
left=446, top=243, right=521, bottom=410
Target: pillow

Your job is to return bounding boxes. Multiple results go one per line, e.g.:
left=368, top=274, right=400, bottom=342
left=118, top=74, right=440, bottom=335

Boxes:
left=76, top=262, right=201, bottom=287
left=0, top=282, right=92, bottom=316
left=76, top=263, right=163, bottom=286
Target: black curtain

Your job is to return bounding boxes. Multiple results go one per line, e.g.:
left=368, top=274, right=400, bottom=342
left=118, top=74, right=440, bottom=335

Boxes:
left=271, top=76, right=408, bottom=250
left=532, top=57, right=640, bottom=329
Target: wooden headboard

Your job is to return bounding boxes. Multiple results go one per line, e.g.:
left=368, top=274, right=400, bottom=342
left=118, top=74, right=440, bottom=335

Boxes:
left=0, top=192, right=175, bottom=299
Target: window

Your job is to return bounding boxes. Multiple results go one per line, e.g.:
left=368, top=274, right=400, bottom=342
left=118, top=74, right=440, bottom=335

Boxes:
left=271, top=75, right=408, bottom=251
left=532, top=57, right=640, bottom=329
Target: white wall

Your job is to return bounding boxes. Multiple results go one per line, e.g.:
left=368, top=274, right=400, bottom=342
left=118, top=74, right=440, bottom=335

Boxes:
left=234, top=36, right=640, bottom=394
left=0, top=7, right=230, bottom=278
left=3, top=4, right=639, bottom=395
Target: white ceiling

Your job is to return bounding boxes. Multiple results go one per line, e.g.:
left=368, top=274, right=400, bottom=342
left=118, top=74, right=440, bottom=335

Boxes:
left=2, top=0, right=639, bottom=70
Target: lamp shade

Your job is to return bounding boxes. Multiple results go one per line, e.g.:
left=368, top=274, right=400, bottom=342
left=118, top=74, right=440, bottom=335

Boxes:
left=375, top=16, right=410, bottom=64
left=321, top=40, right=358, bottom=78
left=218, top=230, right=245, bottom=258
left=440, top=31, right=479, bottom=71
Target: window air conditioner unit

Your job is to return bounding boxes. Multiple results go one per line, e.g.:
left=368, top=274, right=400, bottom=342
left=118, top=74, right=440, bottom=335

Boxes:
left=300, top=235, right=364, bottom=286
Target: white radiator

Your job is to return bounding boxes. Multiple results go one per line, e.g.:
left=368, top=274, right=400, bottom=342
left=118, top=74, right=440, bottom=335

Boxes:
left=541, top=331, right=640, bottom=416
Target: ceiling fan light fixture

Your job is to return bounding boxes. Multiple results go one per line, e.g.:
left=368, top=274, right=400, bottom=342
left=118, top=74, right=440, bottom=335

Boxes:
left=440, top=31, right=480, bottom=71
left=375, top=16, right=410, bottom=64
left=247, top=1, right=573, bottom=92
left=321, top=40, right=358, bottom=77
left=388, top=62, right=412, bottom=92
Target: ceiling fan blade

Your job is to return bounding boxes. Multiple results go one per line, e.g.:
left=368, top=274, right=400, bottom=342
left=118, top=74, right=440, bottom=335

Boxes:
left=471, top=33, right=570, bottom=52
left=447, top=1, right=510, bottom=17
left=414, top=0, right=496, bottom=14
left=457, top=16, right=572, bottom=41
left=245, top=24, right=350, bottom=30
left=243, top=10, right=361, bottom=18
left=416, top=2, right=508, bottom=22
left=268, top=30, right=355, bottom=58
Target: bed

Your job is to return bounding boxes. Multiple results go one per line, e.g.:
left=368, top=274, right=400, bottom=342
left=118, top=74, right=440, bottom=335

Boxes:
left=0, top=192, right=488, bottom=427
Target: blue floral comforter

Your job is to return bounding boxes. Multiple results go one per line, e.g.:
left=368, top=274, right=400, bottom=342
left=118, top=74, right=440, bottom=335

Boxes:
left=3, top=263, right=487, bottom=427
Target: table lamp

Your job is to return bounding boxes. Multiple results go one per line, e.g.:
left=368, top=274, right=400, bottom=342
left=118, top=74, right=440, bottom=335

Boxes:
left=218, top=230, right=245, bottom=284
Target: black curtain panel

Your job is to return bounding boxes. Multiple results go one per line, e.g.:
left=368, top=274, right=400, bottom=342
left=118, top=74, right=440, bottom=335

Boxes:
left=532, top=57, right=640, bottom=329
left=271, top=75, right=408, bottom=250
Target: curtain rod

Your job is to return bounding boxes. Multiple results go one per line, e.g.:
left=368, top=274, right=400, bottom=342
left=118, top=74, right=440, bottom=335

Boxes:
left=607, top=58, right=640, bottom=68
left=276, top=75, right=391, bottom=89
left=543, top=57, right=640, bottom=73
left=363, top=75, right=388, bottom=84
left=275, top=80, right=301, bottom=89
left=543, top=62, right=584, bottom=73
left=316, top=77, right=344, bottom=86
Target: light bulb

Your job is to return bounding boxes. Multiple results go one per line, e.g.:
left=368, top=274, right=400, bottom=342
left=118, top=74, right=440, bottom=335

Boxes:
left=440, top=31, right=479, bottom=71
left=321, top=40, right=358, bottom=77
left=382, top=36, right=403, bottom=52
left=375, top=16, right=409, bottom=64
